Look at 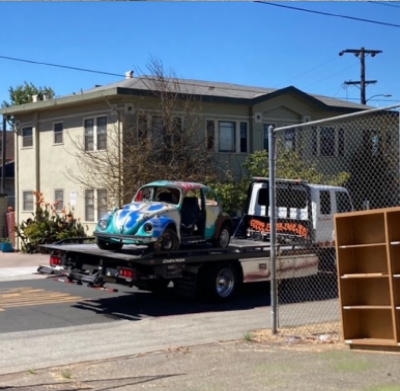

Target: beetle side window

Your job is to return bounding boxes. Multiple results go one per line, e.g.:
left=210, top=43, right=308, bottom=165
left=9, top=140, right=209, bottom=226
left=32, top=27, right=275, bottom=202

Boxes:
left=205, top=189, right=219, bottom=207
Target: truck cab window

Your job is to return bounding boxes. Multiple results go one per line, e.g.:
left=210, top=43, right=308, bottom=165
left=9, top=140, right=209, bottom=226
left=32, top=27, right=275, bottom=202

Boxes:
left=320, top=191, right=331, bottom=215
left=336, top=191, right=352, bottom=213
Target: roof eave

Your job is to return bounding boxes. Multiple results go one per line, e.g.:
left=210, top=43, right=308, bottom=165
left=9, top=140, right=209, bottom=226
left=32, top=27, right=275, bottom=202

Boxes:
left=0, top=87, right=120, bottom=116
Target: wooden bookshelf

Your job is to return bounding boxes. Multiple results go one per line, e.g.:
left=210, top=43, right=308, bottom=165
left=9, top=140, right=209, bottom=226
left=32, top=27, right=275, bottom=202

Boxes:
left=335, top=206, right=400, bottom=351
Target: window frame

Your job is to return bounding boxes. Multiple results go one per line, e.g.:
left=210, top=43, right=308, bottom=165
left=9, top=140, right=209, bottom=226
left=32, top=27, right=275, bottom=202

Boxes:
left=53, top=122, right=63, bottom=145
left=54, top=189, right=64, bottom=212
left=22, top=126, right=33, bottom=148
left=83, top=115, right=108, bottom=152
left=22, top=190, right=34, bottom=211
left=84, top=188, right=108, bottom=222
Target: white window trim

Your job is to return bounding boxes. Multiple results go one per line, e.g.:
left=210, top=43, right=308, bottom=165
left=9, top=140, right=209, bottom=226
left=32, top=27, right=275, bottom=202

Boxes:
left=22, top=190, right=34, bottom=212
left=207, top=119, right=250, bottom=154
left=54, top=188, right=64, bottom=212
left=21, top=125, right=34, bottom=149
left=53, top=121, right=64, bottom=145
left=83, top=188, right=108, bottom=223
left=82, top=115, right=108, bottom=152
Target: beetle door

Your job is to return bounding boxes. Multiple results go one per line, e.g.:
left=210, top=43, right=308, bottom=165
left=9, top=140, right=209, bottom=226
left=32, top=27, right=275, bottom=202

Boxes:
left=203, top=188, right=221, bottom=239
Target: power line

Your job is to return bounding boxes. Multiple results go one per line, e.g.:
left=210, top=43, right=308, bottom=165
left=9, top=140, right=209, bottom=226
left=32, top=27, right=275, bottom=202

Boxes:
left=367, top=1, right=400, bottom=9
left=254, top=1, right=400, bottom=28
left=0, top=55, right=125, bottom=78
left=303, top=63, right=358, bottom=89
left=338, top=97, right=398, bottom=102
left=274, top=57, right=338, bottom=88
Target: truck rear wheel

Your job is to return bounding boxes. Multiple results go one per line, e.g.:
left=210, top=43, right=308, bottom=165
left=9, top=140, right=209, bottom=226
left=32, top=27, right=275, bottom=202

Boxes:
left=199, top=262, right=240, bottom=302
left=96, top=239, right=123, bottom=251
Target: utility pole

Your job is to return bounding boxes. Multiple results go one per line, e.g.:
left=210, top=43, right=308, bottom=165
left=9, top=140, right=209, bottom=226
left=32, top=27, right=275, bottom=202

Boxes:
left=339, top=47, right=382, bottom=105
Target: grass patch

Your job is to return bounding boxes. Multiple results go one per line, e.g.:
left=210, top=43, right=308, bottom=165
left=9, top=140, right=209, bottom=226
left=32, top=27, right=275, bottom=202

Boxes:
left=61, top=370, right=72, bottom=379
left=365, top=386, right=400, bottom=391
left=334, top=359, right=374, bottom=372
left=28, top=368, right=37, bottom=375
left=244, top=332, right=254, bottom=342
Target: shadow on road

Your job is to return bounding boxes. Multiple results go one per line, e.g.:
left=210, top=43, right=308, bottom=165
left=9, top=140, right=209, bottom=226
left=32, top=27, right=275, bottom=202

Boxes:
left=72, top=281, right=272, bottom=321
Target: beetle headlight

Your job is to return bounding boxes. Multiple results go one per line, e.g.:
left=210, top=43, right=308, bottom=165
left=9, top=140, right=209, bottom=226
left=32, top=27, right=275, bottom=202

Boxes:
left=144, top=222, right=153, bottom=233
left=98, top=219, right=109, bottom=230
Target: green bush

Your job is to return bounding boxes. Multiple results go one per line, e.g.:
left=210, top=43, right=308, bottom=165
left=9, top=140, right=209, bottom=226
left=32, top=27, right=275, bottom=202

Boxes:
left=15, top=191, right=87, bottom=253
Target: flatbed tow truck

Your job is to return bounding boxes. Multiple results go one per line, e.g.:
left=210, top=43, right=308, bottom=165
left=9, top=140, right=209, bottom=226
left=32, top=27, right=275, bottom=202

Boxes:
left=37, top=178, right=351, bottom=301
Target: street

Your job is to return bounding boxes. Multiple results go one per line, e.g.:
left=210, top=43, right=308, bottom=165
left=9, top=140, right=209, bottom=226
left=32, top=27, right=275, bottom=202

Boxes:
left=0, top=276, right=273, bottom=374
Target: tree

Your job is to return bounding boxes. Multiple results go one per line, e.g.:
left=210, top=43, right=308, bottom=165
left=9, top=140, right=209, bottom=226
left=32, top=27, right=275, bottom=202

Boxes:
left=2, top=81, right=55, bottom=128
left=2, top=81, right=55, bottom=107
left=67, top=58, right=227, bottom=208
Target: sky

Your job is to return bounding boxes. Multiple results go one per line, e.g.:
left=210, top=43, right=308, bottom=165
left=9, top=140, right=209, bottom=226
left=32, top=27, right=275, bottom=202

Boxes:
left=1, top=1, right=400, bottom=108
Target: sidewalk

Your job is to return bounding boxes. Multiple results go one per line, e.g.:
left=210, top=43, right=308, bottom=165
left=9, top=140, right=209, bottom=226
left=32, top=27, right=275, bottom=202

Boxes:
left=0, top=251, right=49, bottom=281
left=0, top=340, right=399, bottom=391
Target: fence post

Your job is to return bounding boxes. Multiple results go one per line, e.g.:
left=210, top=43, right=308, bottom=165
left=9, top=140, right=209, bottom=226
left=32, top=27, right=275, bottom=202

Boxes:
left=268, top=124, right=278, bottom=334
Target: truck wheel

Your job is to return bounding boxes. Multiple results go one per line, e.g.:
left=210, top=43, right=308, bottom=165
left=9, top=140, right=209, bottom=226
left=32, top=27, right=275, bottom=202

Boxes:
left=200, top=262, right=240, bottom=302
left=96, top=239, right=123, bottom=251
left=213, top=224, right=232, bottom=248
left=153, top=228, right=179, bottom=252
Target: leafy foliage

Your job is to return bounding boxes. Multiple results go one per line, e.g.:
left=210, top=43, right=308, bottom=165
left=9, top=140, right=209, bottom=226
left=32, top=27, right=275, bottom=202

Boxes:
left=211, top=144, right=350, bottom=216
left=15, top=191, right=87, bottom=253
left=1, top=81, right=55, bottom=108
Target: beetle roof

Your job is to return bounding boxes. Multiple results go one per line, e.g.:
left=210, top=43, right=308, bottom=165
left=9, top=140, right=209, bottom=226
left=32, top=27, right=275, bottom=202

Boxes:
left=143, top=180, right=207, bottom=190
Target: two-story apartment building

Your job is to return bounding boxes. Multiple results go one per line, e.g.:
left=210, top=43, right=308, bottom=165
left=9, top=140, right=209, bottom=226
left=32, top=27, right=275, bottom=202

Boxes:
left=0, top=75, right=373, bottom=236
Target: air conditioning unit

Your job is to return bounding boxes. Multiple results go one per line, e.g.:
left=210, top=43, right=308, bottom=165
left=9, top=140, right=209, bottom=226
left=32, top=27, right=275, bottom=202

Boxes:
left=254, top=112, right=263, bottom=124
left=124, top=103, right=135, bottom=115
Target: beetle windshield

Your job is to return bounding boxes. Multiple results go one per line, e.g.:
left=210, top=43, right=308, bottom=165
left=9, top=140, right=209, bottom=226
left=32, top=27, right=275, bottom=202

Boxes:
left=133, top=186, right=181, bottom=205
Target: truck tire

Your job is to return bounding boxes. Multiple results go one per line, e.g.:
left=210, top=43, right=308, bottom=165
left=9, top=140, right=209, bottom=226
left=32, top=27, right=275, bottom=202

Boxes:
left=96, top=238, right=123, bottom=251
left=213, top=223, right=232, bottom=248
left=199, top=262, right=240, bottom=302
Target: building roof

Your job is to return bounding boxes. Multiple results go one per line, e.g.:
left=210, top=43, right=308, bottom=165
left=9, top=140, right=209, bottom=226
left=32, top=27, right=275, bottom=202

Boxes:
left=0, top=76, right=372, bottom=116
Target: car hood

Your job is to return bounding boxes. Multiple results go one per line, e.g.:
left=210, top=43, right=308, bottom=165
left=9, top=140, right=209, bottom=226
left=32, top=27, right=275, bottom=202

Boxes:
left=111, top=202, right=177, bottom=234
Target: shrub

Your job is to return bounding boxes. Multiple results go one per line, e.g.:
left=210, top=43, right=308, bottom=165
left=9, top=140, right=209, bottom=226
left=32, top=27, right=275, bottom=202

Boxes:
left=15, top=191, right=87, bottom=253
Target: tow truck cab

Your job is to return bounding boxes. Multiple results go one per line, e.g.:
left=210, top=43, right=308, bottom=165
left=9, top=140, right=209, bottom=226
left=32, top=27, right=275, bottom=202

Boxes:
left=243, top=177, right=353, bottom=246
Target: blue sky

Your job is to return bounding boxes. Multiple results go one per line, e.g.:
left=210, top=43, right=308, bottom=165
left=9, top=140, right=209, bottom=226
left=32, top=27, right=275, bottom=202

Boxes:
left=1, top=1, right=399, bottom=107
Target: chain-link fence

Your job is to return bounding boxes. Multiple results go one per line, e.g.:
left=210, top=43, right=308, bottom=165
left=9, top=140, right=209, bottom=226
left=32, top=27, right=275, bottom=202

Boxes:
left=269, top=104, right=400, bottom=338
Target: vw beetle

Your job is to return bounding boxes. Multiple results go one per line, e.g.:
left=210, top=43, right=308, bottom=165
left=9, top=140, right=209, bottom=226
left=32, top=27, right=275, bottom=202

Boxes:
left=94, top=180, right=233, bottom=251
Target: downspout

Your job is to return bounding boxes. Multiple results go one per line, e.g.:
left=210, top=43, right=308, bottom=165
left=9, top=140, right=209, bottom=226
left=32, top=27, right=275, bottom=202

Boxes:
left=34, top=112, right=40, bottom=193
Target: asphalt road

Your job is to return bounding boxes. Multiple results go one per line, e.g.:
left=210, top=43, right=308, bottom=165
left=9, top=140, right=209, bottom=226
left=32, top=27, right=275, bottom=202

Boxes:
left=0, top=277, right=271, bottom=334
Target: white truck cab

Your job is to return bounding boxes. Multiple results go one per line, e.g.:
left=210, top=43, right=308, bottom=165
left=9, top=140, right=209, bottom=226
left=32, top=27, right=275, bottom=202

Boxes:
left=245, top=177, right=353, bottom=246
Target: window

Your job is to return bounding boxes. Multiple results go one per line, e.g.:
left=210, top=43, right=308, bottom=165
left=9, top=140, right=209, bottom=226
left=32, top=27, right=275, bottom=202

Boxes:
left=263, top=124, right=275, bottom=151
left=85, top=189, right=107, bottom=221
left=138, top=114, right=148, bottom=140
left=218, top=121, right=236, bottom=152
left=54, top=189, right=64, bottom=212
left=97, top=189, right=108, bottom=218
left=97, top=117, right=107, bottom=150
left=284, top=128, right=296, bottom=151
left=311, top=126, right=318, bottom=156
left=320, top=128, right=335, bottom=156
left=84, top=119, right=94, bottom=151
left=204, top=189, right=219, bottom=207
left=22, top=127, right=33, bottom=148
left=338, top=128, right=345, bottom=156
left=54, top=123, right=63, bottom=144
left=257, top=188, right=307, bottom=209
left=240, top=122, right=248, bottom=153
left=336, top=191, right=352, bottom=213
left=320, top=190, right=331, bottom=215
left=23, top=191, right=34, bottom=211
left=206, top=120, right=215, bottom=150
left=84, top=116, right=107, bottom=151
